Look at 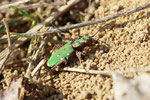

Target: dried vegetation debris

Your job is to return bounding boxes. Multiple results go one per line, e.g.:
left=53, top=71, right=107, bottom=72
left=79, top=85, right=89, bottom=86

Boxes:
left=0, top=0, right=150, bottom=100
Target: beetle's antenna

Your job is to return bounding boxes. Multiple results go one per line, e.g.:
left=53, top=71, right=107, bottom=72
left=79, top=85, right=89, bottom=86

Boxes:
left=50, top=22, right=64, bottom=35
left=90, top=28, right=100, bottom=37
left=50, top=22, right=68, bottom=40
left=50, top=22, right=74, bottom=42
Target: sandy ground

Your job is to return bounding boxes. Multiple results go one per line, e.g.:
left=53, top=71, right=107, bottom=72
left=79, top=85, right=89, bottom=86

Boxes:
left=0, top=0, right=150, bottom=100
left=47, top=0, right=150, bottom=99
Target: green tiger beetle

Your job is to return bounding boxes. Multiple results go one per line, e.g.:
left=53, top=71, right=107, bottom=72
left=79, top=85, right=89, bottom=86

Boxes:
left=47, top=31, right=99, bottom=70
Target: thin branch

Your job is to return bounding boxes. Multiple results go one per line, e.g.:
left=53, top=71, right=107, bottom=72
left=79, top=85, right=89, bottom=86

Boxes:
left=0, top=0, right=29, bottom=11
left=22, top=3, right=150, bottom=35
left=61, top=67, right=150, bottom=75
left=0, top=2, right=64, bottom=13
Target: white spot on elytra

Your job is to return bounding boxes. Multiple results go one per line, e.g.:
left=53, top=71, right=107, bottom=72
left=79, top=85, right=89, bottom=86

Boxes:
left=60, top=58, right=64, bottom=60
left=56, top=54, right=60, bottom=57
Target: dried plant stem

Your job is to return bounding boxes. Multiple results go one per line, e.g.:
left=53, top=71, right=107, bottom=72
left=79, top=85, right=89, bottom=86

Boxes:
left=0, top=2, right=64, bottom=13
left=25, top=37, right=46, bottom=78
left=31, top=59, right=46, bottom=77
left=0, top=0, right=29, bottom=11
left=62, top=67, right=111, bottom=75
left=2, top=19, right=12, bottom=51
left=61, top=67, right=150, bottom=75
left=23, top=3, right=150, bottom=35
left=0, top=19, right=13, bottom=70
left=25, top=62, right=33, bottom=78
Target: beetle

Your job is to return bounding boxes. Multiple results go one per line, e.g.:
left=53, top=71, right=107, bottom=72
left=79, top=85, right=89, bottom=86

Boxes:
left=47, top=31, right=99, bottom=69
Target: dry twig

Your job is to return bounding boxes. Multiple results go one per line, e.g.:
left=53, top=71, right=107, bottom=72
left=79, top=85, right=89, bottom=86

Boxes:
left=61, top=67, right=150, bottom=75
left=0, top=2, right=64, bottom=13
left=0, top=0, right=29, bottom=11
left=21, top=3, right=150, bottom=35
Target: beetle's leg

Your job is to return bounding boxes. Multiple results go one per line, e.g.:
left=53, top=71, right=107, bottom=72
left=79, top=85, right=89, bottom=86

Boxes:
left=75, top=51, right=82, bottom=64
left=51, top=45, right=60, bottom=53
left=50, top=65, right=58, bottom=70
left=51, top=46, right=56, bottom=53
left=92, top=39, right=99, bottom=44
left=55, top=44, right=61, bottom=49
left=51, top=58, right=67, bottom=70
left=77, top=29, right=82, bottom=38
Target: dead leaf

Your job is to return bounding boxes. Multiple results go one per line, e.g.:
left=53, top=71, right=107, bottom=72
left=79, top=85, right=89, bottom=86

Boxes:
left=113, top=73, right=150, bottom=100
left=0, top=78, right=22, bottom=100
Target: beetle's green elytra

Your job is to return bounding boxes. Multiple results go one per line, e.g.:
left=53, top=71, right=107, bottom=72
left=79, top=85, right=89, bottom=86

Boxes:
left=47, top=35, right=96, bottom=69
left=47, top=42, right=74, bottom=67
left=72, top=36, right=90, bottom=47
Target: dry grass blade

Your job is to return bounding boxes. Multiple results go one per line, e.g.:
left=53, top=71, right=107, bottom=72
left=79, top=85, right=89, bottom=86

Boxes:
left=31, top=59, right=46, bottom=77
left=2, top=19, right=12, bottom=51
left=0, top=2, right=64, bottom=13
left=0, top=0, right=29, bottom=11
left=22, top=3, right=150, bottom=35
left=0, top=19, right=12, bottom=70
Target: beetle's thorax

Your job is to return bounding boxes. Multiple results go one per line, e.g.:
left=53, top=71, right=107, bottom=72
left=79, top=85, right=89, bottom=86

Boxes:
left=72, top=36, right=92, bottom=51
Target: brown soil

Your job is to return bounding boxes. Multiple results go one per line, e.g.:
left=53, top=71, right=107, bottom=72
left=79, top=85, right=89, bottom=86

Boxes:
left=0, top=0, right=150, bottom=100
